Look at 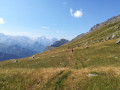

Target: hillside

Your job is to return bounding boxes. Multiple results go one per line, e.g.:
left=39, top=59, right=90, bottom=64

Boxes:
left=0, top=15, right=120, bottom=89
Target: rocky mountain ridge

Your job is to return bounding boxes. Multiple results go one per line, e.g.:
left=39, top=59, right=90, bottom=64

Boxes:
left=90, top=14, right=120, bottom=32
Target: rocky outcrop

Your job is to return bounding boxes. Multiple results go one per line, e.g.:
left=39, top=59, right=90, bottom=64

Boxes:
left=90, top=14, right=120, bottom=32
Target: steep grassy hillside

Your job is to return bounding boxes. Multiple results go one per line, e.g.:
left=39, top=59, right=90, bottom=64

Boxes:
left=0, top=20, right=120, bottom=89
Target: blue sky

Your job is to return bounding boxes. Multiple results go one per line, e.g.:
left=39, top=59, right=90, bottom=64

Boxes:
left=0, top=0, right=120, bottom=40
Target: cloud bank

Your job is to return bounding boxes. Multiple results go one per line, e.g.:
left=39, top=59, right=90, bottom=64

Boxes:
left=0, top=18, right=5, bottom=24
left=70, top=8, right=83, bottom=18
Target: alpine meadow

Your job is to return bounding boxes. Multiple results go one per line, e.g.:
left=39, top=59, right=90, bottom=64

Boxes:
left=0, top=0, right=120, bottom=90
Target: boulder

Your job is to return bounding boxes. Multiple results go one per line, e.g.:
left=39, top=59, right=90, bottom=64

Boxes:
left=86, top=42, right=89, bottom=44
left=106, top=36, right=111, bottom=40
left=112, top=34, right=117, bottom=39
left=30, top=55, right=35, bottom=59
left=98, top=38, right=103, bottom=42
left=87, top=59, right=91, bottom=61
left=12, top=60, right=18, bottom=62
left=88, top=74, right=98, bottom=77
left=114, top=26, right=119, bottom=30
left=116, top=40, right=120, bottom=44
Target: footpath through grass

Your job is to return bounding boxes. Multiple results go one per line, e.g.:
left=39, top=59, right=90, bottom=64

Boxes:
left=0, top=67, right=120, bottom=90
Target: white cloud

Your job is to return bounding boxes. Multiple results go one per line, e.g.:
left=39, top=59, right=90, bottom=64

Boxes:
left=41, top=26, right=49, bottom=29
left=0, top=18, right=5, bottom=24
left=70, top=8, right=83, bottom=18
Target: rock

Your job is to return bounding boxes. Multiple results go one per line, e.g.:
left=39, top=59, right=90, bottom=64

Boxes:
left=87, top=59, right=91, bottom=61
left=112, top=34, right=117, bottom=39
left=114, top=26, right=119, bottom=30
left=12, top=60, right=18, bottom=62
left=115, top=56, right=118, bottom=59
left=106, top=36, right=111, bottom=40
left=30, top=55, right=35, bottom=59
left=98, top=38, right=103, bottom=42
left=86, top=42, right=89, bottom=44
left=51, top=56, right=55, bottom=58
left=88, top=74, right=98, bottom=77
left=90, top=15, right=120, bottom=32
left=116, top=40, right=120, bottom=44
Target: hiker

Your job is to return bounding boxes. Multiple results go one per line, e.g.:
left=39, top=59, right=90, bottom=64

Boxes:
left=72, top=48, right=74, bottom=52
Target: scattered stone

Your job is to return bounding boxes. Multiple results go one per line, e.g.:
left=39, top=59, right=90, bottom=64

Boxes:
left=86, top=42, right=88, bottom=44
left=88, top=74, right=98, bottom=77
left=112, top=34, right=117, bottom=39
left=98, top=38, right=103, bottom=42
left=30, top=55, right=35, bottom=59
left=115, top=56, right=118, bottom=59
left=106, top=36, right=111, bottom=40
left=114, top=26, right=119, bottom=30
left=87, top=59, right=91, bottom=61
left=51, top=56, right=55, bottom=58
left=116, top=40, right=120, bottom=44
left=12, top=60, right=18, bottom=62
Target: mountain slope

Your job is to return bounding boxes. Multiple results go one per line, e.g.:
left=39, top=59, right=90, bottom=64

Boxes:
left=0, top=43, right=37, bottom=60
left=51, top=39, right=69, bottom=47
left=90, top=14, right=120, bottom=32
left=0, top=52, right=19, bottom=61
left=46, top=39, right=69, bottom=50
left=70, top=33, right=86, bottom=42
left=1, top=15, right=120, bottom=89
left=0, top=34, right=58, bottom=53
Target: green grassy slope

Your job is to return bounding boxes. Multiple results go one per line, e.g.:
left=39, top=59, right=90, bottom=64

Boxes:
left=0, top=20, right=120, bottom=89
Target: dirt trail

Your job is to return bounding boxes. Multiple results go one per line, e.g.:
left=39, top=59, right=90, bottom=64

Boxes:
left=66, top=49, right=74, bottom=67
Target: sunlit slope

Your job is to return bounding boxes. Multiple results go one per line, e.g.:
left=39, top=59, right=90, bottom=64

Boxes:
left=0, top=20, right=120, bottom=69
left=0, top=67, right=120, bottom=90
left=0, top=19, right=120, bottom=90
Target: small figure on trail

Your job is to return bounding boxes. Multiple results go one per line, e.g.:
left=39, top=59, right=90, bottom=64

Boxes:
left=72, top=48, right=74, bottom=53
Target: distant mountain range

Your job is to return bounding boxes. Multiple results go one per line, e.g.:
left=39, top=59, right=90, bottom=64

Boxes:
left=0, top=43, right=37, bottom=59
left=0, top=33, right=58, bottom=61
left=0, top=52, right=19, bottom=61
left=46, top=39, right=69, bottom=50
